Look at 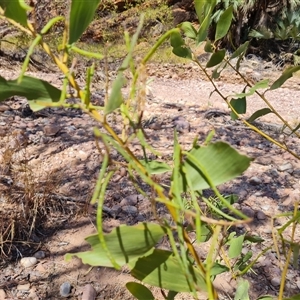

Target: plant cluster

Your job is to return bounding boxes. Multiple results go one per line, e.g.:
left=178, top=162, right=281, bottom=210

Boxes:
left=0, top=0, right=300, bottom=299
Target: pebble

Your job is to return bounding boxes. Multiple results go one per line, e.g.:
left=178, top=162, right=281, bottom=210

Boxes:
left=256, top=211, right=267, bottom=220
left=277, top=163, right=293, bottom=172
left=82, top=284, right=97, bottom=300
left=293, top=169, right=300, bottom=178
left=33, top=250, right=45, bottom=259
left=60, top=282, right=72, bottom=298
left=241, top=207, right=255, bottom=218
left=120, top=194, right=142, bottom=206
left=43, top=124, right=61, bottom=136
left=270, top=277, right=281, bottom=287
left=249, top=176, right=261, bottom=185
left=111, top=205, right=121, bottom=217
left=20, top=257, right=37, bottom=268
left=122, top=205, right=138, bottom=215
left=261, top=205, right=270, bottom=211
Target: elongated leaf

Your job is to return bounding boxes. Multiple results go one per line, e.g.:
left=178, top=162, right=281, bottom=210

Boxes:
left=129, top=249, right=207, bottom=292
left=68, top=0, right=101, bottom=44
left=228, top=234, right=245, bottom=259
left=140, top=160, right=171, bottom=175
left=270, top=66, right=300, bottom=90
left=0, top=0, right=31, bottom=27
left=180, top=22, right=197, bottom=39
left=230, top=96, right=246, bottom=120
left=234, top=79, right=269, bottom=98
left=234, top=280, right=250, bottom=300
left=167, top=291, right=178, bottom=300
left=126, top=282, right=154, bottom=300
left=0, top=75, right=61, bottom=111
left=230, top=41, right=249, bottom=59
left=65, top=223, right=165, bottom=267
left=215, top=6, right=233, bottom=41
left=258, top=296, right=275, bottom=300
left=105, top=73, right=125, bottom=115
left=178, top=142, right=252, bottom=191
left=244, top=235, right=264, bottom=243
left=247, top=108, right=273, bottom=122
left=206, top=49, right=225, bottom=68
left=196, top=0, right=216, bottom=44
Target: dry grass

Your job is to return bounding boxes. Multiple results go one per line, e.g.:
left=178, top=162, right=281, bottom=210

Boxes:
left=0, top=130, right=81, bottom=262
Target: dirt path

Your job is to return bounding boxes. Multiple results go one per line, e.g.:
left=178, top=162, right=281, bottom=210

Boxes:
left=1, top=59, right=300, bottom=299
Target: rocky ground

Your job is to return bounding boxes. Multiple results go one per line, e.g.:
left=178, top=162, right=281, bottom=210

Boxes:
left=0, top=54, right=300, bottom=299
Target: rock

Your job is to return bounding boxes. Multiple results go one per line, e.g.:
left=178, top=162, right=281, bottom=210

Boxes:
left=293, top=168, right=300, bottom=178
left=28, top=289, right=39, bottom=300
left=256, top=211, right=267, bottom=220
left=277, top=163, right=293, bottom=172
left=0, top=289, right=6, bottom=300
left=20, top=257, right=37, bottom=268
left=43, top=124, right=61, bottom=136
left=120, top=194, right=142, bottom=206
left=82, top=284, right=97, bottom=300
left=270, top=277, right=281, bottom=287
left=33, top=250, right=45, bottom=259
left=60, top=282, right=72, bottom=298
left=17, top=283, right=31, bottom=291
left=122, top=205, right=138, bottom=215
left=111, top=205, right=121, bottom=217
left=241, top=207, right=255, bottom=218
left=256, top=156, right=272, bottom=165
left=249, top=176, right=261, bottom=185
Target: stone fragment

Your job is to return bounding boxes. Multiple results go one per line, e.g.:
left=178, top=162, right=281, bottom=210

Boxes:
left=277, top=163, right=293, bottom=172
left=20, top=257, right=37, bottom=268
left=256, top=211, right=267, bottom=220
left=241, top=207, right=255, bottom=218
left=17, top=283, right=31, bottom=291
left=33, top=250, right=45, bottom=259
left=249, top=176, right=261, bottom=185
left=270, top=277, right=281, bottom=287
left=120, top=194, right=142, bottom=206
left=82, top=284, right=97, bottom=300
left=122, top=205, right=138, bottom=215
left=60, top=282, right=72, bottom=298
left=43, top=124, right=61, bottom=136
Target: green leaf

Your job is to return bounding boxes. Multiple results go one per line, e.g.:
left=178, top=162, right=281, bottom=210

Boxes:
left=215, top=6, right=233, bottom=41
left=230, top=41, right=249, bottom=59
left=210, top=262, right=229, bottom=276
left=65, top=223, right=165, bottom=267
left=270, top=66, right=300, bottom=90
left=0, top=75, right=61, bottom=111
left=283, top=295, right=300, bottom=300
left=234, top=79, right=269, bottom=98
left=140, top=160, right=171, bottom=175
left=247, top=108, right=273, bottom=122
left=230, top=95, right=246, bottom=120
left=234, top=280, right=250, bottom=300
left=195, top=0, right=217, bottom=43
left=244, top=235, right=264, bottom=243
left=206, top=49, right=225, bottom=68
left=167, top=291, right=178, bottom=300
left=68, top=0, right=101, bottom=44
left=258, top=296, right=275, bottom=300
left=197, top=223, right=213, bottom=242
left=178, top=142, right=252, bottom=191
left=105, top=73, right=125, bottom=115
left=129, top=249, right=207, bottom=292
left=0, top=0, right=31, bottom=27
left=180, top=22, right=197, bottom=39
left=126, top=282, right=154, bottom=300
left=228, top=234, right=245, bottom=259
left=204, top=40, right=214, bottom=53
left=170, top=32, right=192, bottom=59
